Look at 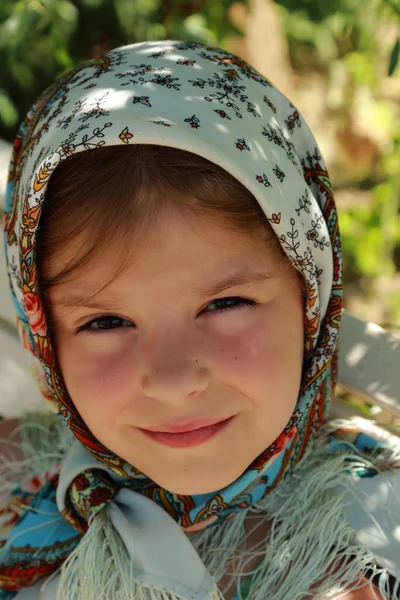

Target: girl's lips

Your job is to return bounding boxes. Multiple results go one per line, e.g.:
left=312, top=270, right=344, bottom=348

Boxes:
left=137, top=416, right=234, bottom=448
left=142, top=416, right=232, bottom=433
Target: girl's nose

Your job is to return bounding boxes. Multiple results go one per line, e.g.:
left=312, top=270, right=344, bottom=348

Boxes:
left=141, top=347, right=211, bottom=405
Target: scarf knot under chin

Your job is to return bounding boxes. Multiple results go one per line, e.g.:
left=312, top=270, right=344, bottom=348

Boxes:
left=62, top=470, right=120, bottom=534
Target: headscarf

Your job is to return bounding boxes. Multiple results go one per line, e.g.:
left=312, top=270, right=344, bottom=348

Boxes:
left=1, top=39, right=394, bottom=599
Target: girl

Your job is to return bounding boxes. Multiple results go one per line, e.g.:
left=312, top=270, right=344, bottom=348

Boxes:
left=1, top=39, right=400, bottom=600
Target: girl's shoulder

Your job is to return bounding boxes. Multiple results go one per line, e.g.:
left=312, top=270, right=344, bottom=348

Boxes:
left=331, top=578, right=386, bottom=600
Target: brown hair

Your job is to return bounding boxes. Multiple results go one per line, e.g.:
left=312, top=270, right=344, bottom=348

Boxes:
left=36, top=144, right=304, bottom=306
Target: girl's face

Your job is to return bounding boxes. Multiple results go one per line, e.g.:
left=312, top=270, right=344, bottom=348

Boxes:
left=47, top=207, right=304, bottom=495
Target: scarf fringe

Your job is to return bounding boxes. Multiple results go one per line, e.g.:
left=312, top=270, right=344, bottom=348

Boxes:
left=49, top=508, right=224, bottom=600
left=189, top=418, right=400, bottom=600
left=0, top=412, right=71, bottom=502
left=1, top=413, right=400, bottom=599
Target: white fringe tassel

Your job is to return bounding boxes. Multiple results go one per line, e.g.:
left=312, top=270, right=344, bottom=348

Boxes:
left=0, top=412, right=73, bottom=501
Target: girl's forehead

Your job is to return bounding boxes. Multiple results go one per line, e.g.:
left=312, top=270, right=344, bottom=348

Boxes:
left=46, top=219, right=291, bottom=313
left=46, top=205, right=281, bottom=283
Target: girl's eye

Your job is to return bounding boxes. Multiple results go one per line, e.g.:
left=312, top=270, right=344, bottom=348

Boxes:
left=76, top=297, right=258, bottom=334
left=76, top=316, right=133, bottom=334
left=204, top=296, right=258, bottom=314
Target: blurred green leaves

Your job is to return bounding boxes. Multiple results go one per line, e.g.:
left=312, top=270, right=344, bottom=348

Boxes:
left=271, top=0, right=400, bottom=326
left=276, top=0, right=399, bottom=76
left=0, top=0, right=243, bottom=138
left=0, top=0, right=79, bottom=133
left=388, top=37, right=399, bottom=74
left=340, top=133, right=400, bottom=295
left=0, top=89, right=18, bottom=127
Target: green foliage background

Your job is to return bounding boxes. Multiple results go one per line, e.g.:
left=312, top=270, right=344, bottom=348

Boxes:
left=1, top=0, right=399, bottom=328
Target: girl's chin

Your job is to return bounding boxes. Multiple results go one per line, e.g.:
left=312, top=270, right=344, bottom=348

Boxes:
left=148, top=468, right=243, bottom=496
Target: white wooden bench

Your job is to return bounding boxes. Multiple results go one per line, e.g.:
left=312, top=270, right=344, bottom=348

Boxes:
left=0, top=139, right=399, bottom=420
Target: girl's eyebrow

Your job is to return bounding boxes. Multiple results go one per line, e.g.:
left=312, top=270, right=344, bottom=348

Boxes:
left=193, top=268, right=276, bottom=299
left=52, top=268, right=276, bottom=309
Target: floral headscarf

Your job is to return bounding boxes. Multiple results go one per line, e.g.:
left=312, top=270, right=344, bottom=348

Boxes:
left=1, top=40, right=344, bottom=597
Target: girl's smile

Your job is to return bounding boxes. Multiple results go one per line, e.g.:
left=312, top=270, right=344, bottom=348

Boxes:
left=136, top=415, right=236, bottom=448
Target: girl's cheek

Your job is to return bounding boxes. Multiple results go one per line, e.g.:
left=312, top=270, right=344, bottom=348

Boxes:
left=208, top=294, right=301, bottom=378
left=211, top=324, right=285, bottom=385
left=60, top=336, right=137, bottom=411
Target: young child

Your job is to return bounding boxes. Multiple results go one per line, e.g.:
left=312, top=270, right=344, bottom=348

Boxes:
left=1, top=40, right=399, bottom=600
